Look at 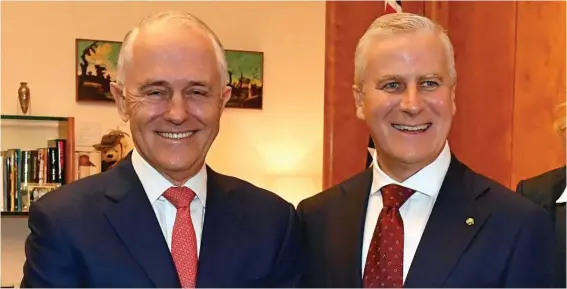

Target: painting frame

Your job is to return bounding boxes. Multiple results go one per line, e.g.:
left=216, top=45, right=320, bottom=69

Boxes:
left=75, top=38, right=122, bottom=103
left=225, top=49, right=264, bottom=110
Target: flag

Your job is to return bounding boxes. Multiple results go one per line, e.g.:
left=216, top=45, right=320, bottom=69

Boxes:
left=385, top=0, right=403, bottom=14
left=366, top=0, right=403, bottom=168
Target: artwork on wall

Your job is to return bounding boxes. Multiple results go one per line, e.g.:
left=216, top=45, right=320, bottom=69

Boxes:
left=226, top=50, right=264, bottom=109
left=74, top=150, right=101, bottom=180
left=75, top=38, right=122, bottom=102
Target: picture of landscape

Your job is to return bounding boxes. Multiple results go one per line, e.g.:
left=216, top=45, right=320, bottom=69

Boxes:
left=226, top=50, right=264, bottom=109
left=76, top=39, right=122, bottom=102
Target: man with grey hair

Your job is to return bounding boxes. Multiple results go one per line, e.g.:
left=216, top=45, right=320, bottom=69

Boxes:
left=516, top=101, right=566, bottom=288
left=298, top=12, right=555, bottom=287
left=21, top=10, right=301, bottom=288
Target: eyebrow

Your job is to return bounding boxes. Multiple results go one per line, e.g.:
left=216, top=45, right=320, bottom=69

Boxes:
left=377, top=73, right=445, bottom=82
left=138, top=80, right=210, bottom=90
left=377, top=75, right=404, bottom=82
left=419, top=73, right=444, bottom=80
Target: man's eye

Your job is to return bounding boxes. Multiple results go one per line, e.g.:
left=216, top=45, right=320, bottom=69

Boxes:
left=382, top=82, right=403, bottom=91
left=422, top=81, right=439, bottom=87
left=188, top=89, right=210, bottom=98
left=147, top=90, right=164, bottom=96
left=421, top=81, right=440, bottom=91
left=384, top=83, right=400, bottom=89
left=191, top=90, right=206, bottom=95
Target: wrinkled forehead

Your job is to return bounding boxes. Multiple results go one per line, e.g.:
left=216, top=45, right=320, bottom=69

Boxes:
left=124, top=25, right=219, bottom=86
left=365, top=31, right=450, bottom=78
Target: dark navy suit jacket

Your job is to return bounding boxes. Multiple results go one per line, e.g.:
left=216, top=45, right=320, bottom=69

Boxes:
left=20, top=155, right=301, bottom=288
left=298, top=156, right=556, bottom=288
left=517, top=166, right=566, bottom=288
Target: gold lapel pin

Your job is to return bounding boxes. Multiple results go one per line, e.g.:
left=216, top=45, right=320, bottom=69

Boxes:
left=466, top=217, right=475, bottom=226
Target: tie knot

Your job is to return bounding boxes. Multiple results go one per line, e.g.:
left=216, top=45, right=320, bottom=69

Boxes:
left=380, top=184, right=415, bottom=208
left=163, top=186, right=196, bottom=209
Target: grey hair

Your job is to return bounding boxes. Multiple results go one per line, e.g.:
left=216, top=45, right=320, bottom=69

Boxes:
left=354, top=12, right=456, bottom=88
left=116, top=10, right=228, bottom=88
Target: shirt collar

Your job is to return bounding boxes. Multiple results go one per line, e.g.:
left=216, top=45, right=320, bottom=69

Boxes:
left=370, top=141, right=452, bottom=198
left=131, top=148, right=207, bottom=206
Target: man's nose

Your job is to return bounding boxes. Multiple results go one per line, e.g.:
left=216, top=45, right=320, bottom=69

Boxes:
left=400, top=86, right=425, bottom=115
left=164, top=94, right=189, bottom=124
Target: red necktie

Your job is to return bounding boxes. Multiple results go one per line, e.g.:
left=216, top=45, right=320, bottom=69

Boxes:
left=363, top=184, right=415, bottom=288
left=163, top=187, right=198, bottom=288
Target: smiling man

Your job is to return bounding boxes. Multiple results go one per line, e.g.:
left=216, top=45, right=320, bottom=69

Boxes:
left=298, top=12, right=555, bottom=288
left=21, top=11, right=301, bottom=288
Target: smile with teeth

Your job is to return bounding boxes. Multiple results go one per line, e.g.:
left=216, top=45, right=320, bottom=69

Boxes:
left=392, top=123, right=432, bottom=133
left=157, top=131, right=195, bottom=140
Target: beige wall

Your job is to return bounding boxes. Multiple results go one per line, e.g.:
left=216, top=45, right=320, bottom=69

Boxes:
left=1, top=1, right=325, bottom=285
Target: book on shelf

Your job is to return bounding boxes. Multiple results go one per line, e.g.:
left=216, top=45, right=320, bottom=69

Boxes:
left=1, top=139, right=66, bottom=212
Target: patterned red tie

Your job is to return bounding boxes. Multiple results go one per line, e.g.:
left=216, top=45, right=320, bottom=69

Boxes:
left=163, top=187, right=198, bottom=288
left=363, top=184, right=415, bottom=288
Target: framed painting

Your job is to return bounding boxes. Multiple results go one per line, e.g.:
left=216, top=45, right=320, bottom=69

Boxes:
left=226, top=50, right=264, bottom=109
left=75, top=38, right=122, bottom=102
left=74, top=150, right=101, bottom=180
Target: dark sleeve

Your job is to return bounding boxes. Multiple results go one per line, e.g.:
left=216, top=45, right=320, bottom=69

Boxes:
left=268, top=203, right=303, bottom=287
left=20, top=202, right=80, bottom=288
left=503, top=206, right=556, bottom=287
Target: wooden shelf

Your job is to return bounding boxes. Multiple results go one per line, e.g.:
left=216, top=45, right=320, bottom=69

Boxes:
left=1, top=211, right=28, bottom=217
left=1, top=115, right=75, bottom=185
left=1, top=114, right=68, bottom=122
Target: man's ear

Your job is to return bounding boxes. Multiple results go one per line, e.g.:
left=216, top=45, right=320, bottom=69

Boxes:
left=450, top=81, right=457, bottom=116
left=220, top=86, right=232, bottom=109
left=110, top=82, right=130, bottom=122
left=353, top=84, right=366, bottom=120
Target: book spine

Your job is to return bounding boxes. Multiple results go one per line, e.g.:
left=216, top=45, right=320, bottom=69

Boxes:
left=38, top=148, right=47, bottom=184
left=21, top=150, right=33, bottom=185
left=31, top=150, right=39, bottom=183
left=47, top=139, right=66, bottom=184
left=47, top=148, right=57, bottom=183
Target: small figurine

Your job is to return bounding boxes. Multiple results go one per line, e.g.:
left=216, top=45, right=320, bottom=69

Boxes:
left=77, top=154, right=96, bottom=179
left=93, top=129, right=132, bottom=172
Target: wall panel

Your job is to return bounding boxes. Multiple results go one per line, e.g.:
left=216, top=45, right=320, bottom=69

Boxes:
left=511, top=1, right=566, bottom=186
left=446, top=1, right=518, bottom=187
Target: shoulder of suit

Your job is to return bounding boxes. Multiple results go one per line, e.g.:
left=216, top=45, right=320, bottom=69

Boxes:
left=515, top=166, right=566, bottom=205
left=519, top=166, right=566, bottom=191
left=29, top=169, right=111, bottom=219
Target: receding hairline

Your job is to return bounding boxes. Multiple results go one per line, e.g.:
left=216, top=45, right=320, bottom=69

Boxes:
left=116, top=11, right=228, bottom=87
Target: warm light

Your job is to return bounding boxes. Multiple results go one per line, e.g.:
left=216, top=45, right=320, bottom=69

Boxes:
left=266, top=174, right=319, bottom=207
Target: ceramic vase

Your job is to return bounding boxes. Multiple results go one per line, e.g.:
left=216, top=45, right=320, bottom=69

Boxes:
left=18, top=82, right=31, bottom=115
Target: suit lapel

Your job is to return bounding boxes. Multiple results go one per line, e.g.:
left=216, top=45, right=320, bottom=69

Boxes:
left=195, top=167, right=245, bottom=288
left=548, top=167, right=566, bottom=220
left=404, top=157, right=492, bottom=288
left=328, top=169, right=373, bottom=287
left=103, top=156, right=180, bottom=288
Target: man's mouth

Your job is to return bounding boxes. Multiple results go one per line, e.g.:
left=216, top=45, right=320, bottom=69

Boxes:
left=156, top=131, right=196, bottom=140
left=391, top=123, right=432, bottom=133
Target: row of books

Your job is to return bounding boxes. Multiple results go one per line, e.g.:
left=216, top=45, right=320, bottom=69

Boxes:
left=1, top=139, right=66, bottom=212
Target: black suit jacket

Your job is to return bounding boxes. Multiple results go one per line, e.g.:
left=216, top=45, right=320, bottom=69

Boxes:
left=21, top=155, right=301, bottom=288
left=298, top=156, right=556, bottom=288
left=517, top=166, right=566, bottom=288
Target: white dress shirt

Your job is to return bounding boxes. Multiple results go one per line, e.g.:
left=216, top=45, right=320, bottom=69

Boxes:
left=131, top=149, right=207, bottom=256
left=361, top=141, right=452, bottom=282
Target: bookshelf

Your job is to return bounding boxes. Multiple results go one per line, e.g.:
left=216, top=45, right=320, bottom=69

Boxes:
left=1, top=114, right=75, bottom=215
